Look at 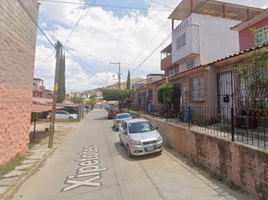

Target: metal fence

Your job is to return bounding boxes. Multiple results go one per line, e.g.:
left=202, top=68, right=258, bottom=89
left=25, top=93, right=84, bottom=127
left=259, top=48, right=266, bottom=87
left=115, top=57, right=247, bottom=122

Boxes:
left=129, top=104, right=268, bottom=150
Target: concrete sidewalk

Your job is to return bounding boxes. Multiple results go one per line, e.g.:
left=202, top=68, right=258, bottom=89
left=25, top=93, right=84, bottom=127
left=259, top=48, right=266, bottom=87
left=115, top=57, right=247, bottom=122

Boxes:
left=0, top=121, right=79, bottom=200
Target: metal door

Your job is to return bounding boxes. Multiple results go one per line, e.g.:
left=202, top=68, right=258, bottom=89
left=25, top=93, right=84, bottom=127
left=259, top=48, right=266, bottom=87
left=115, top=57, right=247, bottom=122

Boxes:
left=217, top=71, right=234, bottom=120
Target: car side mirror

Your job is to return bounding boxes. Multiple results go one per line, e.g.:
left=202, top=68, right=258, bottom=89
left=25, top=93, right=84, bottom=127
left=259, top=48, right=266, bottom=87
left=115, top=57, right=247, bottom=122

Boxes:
left=155, top=127, right=158, bottom=130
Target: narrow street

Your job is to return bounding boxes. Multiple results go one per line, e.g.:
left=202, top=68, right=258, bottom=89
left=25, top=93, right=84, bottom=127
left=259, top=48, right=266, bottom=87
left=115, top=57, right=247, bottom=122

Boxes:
left=11, top=109, right=253, bottom=200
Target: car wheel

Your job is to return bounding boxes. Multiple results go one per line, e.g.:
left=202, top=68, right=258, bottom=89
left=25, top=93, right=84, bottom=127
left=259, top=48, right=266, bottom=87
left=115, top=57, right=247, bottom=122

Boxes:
left=69, top=117, right=73, bottom=119
left=127, top=145, right=132, bottom=158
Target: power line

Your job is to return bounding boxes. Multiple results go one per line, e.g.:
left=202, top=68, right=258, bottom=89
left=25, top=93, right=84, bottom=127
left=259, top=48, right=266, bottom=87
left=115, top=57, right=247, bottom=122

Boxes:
left=17, top=0, right=55, bottom=48
left=35, top=51, right=55, bottom=72
left=64, top=48, right=106, bottom=81
left=117, top=0, right=152, bottom=61
left=110, top=0, right=136, bottom=61
left=128, top=20, right=169, bottom=70
left=64, top=0, right=97, bottom=47
left=36, top=0, right=173, bottom=12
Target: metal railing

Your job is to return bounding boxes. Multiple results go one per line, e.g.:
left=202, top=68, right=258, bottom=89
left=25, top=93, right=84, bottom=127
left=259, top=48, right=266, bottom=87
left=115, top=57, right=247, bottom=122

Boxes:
left=130, top=104, right=268, bottom=149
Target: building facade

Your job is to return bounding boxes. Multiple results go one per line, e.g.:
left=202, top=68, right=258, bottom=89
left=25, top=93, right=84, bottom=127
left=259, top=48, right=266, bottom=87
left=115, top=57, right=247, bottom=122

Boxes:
left=0, top=1, right=39, bottom=166
left=231, top=8, right=268, bottom=51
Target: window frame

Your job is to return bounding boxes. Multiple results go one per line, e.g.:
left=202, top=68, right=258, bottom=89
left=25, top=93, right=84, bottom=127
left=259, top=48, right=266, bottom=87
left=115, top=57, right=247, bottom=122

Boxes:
left=190, top=76, right=205, bottom=101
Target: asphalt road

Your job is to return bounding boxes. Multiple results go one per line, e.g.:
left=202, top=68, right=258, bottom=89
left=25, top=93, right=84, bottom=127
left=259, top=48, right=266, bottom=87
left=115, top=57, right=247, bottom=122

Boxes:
left=11, top=109, right=253, bottom=200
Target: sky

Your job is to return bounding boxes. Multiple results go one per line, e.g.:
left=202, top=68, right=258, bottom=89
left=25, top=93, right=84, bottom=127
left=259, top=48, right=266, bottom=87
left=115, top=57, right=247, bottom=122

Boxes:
left=34, top=0, right=268, bottom=92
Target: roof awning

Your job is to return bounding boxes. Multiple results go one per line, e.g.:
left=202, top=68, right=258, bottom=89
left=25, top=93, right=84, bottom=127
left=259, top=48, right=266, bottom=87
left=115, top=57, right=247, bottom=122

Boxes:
left=31, top=104, right=64, bottom=113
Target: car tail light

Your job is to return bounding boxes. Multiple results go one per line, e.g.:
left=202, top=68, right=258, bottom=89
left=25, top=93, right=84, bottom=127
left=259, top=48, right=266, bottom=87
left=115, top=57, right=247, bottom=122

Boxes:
left=117, top=120, right=119, bottom=124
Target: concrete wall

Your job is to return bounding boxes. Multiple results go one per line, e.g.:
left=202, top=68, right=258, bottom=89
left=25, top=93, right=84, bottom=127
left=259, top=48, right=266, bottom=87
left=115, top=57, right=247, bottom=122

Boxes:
left=133, top=113, right=268, bottom=200
left=172, top=13, right=240, bottom=67
left=0, top=0, right=39, bottom=167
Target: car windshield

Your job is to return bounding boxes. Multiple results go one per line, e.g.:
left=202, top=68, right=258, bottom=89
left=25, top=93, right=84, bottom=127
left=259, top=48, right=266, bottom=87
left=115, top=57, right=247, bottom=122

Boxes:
left=118, top=114, right=130, bottom=119
left=128, top=121, right=155, bottom=133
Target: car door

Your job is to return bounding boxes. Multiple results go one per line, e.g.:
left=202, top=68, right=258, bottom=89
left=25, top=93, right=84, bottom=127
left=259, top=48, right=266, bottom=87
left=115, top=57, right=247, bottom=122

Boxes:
left=120, top=122, right=128, bottom=146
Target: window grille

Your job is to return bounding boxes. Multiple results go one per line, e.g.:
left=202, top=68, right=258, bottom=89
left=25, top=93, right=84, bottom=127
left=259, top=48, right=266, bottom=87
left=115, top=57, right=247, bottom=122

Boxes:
left=190, top=76, right=204, bottom=101
left=176, top=33, right=186, bottom=50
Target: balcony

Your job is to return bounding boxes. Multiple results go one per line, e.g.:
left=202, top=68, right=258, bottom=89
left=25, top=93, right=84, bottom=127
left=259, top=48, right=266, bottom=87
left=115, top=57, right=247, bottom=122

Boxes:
left=172, top=23, right=200, bottom=64
left=160, top=44, right=172, bottom=71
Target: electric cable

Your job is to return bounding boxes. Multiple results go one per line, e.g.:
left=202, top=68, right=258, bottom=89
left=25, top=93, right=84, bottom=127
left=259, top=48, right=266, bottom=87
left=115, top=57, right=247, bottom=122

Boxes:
left=110, top=0, right=136, bottom=61
left=17, top=0, right=55, bottom=48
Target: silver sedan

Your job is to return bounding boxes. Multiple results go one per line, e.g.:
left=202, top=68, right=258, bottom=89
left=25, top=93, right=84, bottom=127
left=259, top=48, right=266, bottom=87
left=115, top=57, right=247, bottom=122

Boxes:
left=113, top=113, right=132, bottom=130
left=119, top=118, right=163, bottom=157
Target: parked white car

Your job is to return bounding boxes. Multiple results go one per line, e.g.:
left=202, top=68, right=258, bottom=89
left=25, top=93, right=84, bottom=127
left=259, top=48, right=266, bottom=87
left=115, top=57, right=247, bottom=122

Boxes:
left=113, top=113, right=132, bottom=130
left=119, top=118, right=163, bottom=157
left=47, top=110, right=78, bottom=120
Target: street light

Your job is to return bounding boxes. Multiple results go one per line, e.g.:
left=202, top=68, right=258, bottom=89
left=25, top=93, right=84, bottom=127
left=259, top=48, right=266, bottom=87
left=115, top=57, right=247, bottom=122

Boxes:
left=110, top=62, right=121, bottom=89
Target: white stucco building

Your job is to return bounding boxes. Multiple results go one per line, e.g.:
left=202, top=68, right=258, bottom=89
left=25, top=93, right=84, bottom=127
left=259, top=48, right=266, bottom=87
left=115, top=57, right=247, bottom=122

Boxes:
left=161, top=0, right=263, bottom=76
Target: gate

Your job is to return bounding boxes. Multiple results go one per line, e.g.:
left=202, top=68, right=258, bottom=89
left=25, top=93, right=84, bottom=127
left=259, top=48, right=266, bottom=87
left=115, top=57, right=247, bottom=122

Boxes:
left=217, top=71, right=234, bottom=120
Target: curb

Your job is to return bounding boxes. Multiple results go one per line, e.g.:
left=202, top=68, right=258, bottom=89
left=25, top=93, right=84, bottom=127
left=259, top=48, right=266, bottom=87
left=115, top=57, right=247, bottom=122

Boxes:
left=3, top=147, right=57, bottom=200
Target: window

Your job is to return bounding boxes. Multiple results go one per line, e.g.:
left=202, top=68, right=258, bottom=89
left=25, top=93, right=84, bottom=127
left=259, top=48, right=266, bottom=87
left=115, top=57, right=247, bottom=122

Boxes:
left=186, top=60, right=195, bottom=69
left=255, top=25, right=268, bottom=45
left=168, top=68, right=175, bottom=76
left=176, top=33, right=186, bottom=50
left=148, top=89, right=153, bottom=101
left=191, top=76, right=204, bottom=101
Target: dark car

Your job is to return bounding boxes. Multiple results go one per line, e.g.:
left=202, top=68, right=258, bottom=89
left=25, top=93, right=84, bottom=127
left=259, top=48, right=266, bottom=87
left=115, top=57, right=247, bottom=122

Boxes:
left=108, top=108, right=120, bottom=119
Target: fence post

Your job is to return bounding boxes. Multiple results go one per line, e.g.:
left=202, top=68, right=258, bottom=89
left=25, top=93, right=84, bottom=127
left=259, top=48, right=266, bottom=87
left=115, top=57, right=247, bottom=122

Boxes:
left=166, top=105, right=168, bottom=122
left=231, top=107, right=234, bottom=142
left=188, top=106, right=190, bottom=129
left=152, top=104, right=154, bottom=118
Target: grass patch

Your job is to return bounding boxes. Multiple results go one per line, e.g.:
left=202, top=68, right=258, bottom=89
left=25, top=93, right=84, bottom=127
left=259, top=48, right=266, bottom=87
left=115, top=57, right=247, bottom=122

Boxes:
left=0, top=154, right=26, bottom=178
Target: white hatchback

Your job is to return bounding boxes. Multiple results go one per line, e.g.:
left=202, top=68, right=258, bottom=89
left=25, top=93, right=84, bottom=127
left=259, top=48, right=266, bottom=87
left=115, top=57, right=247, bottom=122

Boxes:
left=119, top=118, right=163, bottom=157
left=47, top=110, right=77, bottom=119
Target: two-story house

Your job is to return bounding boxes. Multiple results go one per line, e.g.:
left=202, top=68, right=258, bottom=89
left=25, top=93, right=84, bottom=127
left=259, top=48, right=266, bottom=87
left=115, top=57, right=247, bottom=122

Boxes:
left=132, top=0, right=264, bottom=116
left=231, top=8, right=268, bottom=51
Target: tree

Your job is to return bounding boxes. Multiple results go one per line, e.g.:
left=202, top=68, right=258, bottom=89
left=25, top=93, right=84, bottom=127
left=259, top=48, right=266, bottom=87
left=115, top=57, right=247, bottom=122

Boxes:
left=235, top=49, right=268, bottom=111
left=86, top=98, right=97, bottom=109
left=73, top=96, right=84, bottom=104
left=126, top=70, right=131, bottom=89
left=103, top=89, right=131, bottom=101
left=57, top=48, right=66, bottom=103
left=157, top=81, right=178, bottom=104
left=90, top=95, right=97, bottom=99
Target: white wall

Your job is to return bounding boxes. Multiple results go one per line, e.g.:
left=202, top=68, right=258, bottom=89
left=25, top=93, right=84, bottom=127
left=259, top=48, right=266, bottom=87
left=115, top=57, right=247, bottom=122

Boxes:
left=172, top=13, right=240, bottom=70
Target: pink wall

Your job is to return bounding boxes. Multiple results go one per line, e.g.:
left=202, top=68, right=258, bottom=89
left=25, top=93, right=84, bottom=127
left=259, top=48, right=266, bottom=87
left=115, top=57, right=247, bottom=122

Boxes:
left=0, top=27, right=35, bottom=167
left=132, top=112, right=268, bottom=199
left=239, top=18, right=268, bottom=51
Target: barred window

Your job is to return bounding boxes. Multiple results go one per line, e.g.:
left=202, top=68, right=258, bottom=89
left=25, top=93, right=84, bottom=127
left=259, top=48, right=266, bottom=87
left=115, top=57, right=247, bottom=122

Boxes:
left=168, top=68, right=175, bottom=76
left=176, top=33, right=186, bottom=50
left=255, top=25, right=268, bottom=45
left=191, top=76, right=204, bottom=101
left=186, top=60, right=194, bottom=69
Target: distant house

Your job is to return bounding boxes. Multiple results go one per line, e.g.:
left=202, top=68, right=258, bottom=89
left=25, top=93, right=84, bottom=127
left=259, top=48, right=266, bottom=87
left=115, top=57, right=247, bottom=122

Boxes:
left=132, top=0, right=264, bottom=116
left=0, top=1, right=40, bottom=167
left=33, top=78, right=45, bottom=98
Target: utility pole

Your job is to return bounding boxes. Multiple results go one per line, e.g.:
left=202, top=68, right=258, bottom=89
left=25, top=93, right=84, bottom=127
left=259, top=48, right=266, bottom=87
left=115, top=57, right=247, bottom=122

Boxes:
left=48, top=41, right=61, bottom=148
left=110, top=62, right=121, bottom=89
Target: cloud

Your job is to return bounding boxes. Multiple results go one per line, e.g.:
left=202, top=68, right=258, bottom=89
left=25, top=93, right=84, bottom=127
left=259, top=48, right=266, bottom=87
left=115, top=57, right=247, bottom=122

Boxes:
left=35, top=0, right=268, bottom=92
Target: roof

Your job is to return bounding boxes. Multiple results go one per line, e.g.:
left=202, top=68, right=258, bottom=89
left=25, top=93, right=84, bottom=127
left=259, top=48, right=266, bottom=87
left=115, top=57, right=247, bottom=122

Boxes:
left=231, top=8, right=268, bottom=31
left=169, top=0, right=263, bottom=21
left=160, top=44, right=172, bottom=53
left=32, top=97, right=53, bottom=104
left=31, top=104, right=64, bottom=113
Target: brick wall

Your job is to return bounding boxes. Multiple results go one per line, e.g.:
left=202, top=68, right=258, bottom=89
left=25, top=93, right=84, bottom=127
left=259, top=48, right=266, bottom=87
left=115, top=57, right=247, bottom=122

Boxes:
left=0, top=0, right=39, bottom=167
left=0, top=0, right=39, bottom=50
left=134, top=113, right=268, bottom=199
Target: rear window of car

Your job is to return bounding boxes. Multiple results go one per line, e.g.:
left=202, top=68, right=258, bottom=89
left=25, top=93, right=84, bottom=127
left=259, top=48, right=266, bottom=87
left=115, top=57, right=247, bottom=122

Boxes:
left=118, top=114, right=130, bottom=119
